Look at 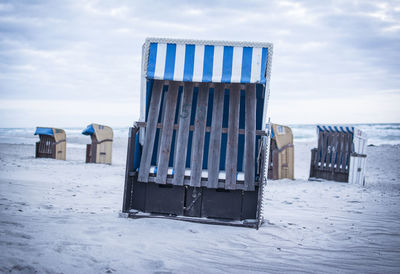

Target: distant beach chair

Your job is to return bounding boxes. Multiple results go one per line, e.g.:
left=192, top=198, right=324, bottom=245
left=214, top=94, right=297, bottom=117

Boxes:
left=309, top=125, right=367, bottom=183
left=268, top=123, right=294, bottom=180
left=122, top=38, right=273, bottom=228
left=82, top=123, right=113, bottom=164
left=34, top=127, right=66, bottom=160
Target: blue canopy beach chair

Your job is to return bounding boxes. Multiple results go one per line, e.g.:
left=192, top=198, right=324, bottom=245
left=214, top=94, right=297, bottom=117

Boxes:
left=123, top=38, right=273, bottom=228
left=34, top=127, right=66, bottom=160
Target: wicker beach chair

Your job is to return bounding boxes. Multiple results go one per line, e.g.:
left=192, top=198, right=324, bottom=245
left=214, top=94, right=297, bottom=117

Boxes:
left=309, top=125, right=367, bottom=183
left=123, top=38, right=273, bottom=228
left=82, top=123, right=113, bottom=164
left=268, top=123, right=294, bottom=180
left=34, top=127, right=66, bottom=160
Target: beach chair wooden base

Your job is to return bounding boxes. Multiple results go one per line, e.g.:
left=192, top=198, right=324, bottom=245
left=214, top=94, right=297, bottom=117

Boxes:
left=124, top=175, right=265, bottom=229
left=127, top=211, right=260, bottom=228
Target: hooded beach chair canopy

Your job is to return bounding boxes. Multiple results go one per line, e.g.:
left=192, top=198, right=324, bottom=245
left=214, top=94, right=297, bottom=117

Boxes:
left=82, top=123, right=113, bottom=142
left=145, top=38, right=270, bottom=84
left=139, top=38, right=273, bottom=126
left=34, top=127, right=66, bottom=143
left=271, top=124, right=293, bottom=149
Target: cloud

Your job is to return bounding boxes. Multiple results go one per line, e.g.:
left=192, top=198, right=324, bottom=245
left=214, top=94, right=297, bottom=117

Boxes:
left=0, top=0, right=399, bottom=126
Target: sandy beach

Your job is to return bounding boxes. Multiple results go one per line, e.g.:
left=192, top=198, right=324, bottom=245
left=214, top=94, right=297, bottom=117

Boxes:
left=1, top=138, right=399, bottom=273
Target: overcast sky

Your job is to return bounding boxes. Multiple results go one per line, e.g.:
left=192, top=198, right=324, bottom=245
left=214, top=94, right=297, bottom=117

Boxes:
left=0, top=0, right=399, bottom=127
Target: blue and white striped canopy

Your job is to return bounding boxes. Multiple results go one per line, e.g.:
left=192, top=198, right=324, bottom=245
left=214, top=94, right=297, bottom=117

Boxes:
left=317, top=125, right=354, bottom=134
left=145, top=38, right=272, bottom=84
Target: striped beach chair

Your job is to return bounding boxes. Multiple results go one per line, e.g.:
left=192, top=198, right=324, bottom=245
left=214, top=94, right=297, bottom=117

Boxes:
left=123, top=38, right=273, bottom=228
left=309, top=125, right=368, bottom=183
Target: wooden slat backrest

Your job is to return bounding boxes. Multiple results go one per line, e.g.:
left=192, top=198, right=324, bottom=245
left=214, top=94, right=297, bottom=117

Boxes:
left=138, top=80, right=163, bottom=182
left=137, top=80, right=263, bottom=190
left=243, top=84, right=256, bottom=190
left=207, top=84, right=225, bottom=188
left=39, top=135, right=55, bottom=154
left=155, top=82, right=179, bottom=184
left=189, top=84, right=209, bottom=187
left=315, top=130, right=353, bottom=174
left=225, top=84, right=241, bottom=190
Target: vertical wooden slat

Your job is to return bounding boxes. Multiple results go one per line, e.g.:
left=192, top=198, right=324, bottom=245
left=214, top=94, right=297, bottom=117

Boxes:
left=330, top=132, right=336, bottom=171
left=172, top=82, right=194, bottom=186
left=320, top=132, right=328, bottom=170
left=207, top=84, right=225, bottom=188
left=189, top=84, right=209, bottom=187
left=316, top=131, right=323, bottom=168
left=244, top=84, right=256, bottom=190
left=345, top=133, right=353, bottom=172
left=138, top=80, right=163, bottom=182
left=155, top=82, right=179, bottom=184
left=339, top=133, right=346, bottom=173
left=155, top=88, right=168, bottom=166
left=225, top=84, right=241, bottom=189
left=335, top=132, right=344, bottom=172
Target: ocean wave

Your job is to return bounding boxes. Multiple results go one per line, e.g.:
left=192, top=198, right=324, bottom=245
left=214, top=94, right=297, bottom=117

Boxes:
left=0, top=124, right=399, bottom=146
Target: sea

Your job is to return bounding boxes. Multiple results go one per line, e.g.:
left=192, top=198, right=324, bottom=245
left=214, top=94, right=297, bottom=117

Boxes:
left=0, top=124, right=399, bottom=148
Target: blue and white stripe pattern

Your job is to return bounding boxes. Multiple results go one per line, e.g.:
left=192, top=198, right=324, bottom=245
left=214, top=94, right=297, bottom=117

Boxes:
left=317, top=125, right=354, bottom=134
left=145, top=39, right=270, bottom=84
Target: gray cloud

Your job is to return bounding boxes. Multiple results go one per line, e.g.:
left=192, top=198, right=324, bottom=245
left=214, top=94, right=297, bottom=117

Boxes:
left=0, top=0, right=399, bottom=126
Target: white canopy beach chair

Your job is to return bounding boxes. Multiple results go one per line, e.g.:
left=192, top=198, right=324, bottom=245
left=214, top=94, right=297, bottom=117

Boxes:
left=123, top=38, right=273, bottom=228
left=309, top=125, right=367, bottom=184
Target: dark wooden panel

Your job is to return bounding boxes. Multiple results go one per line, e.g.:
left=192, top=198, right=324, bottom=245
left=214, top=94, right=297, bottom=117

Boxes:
left=244, top=84, right=256, bottom=190
left=122, top=126, right=138, bottom=212
left=145, top=182, right=185, bottom=216
left=315, top=131, right=323, bottom=167
left=201, top=188, right=242, bottom=220
left=156, top=82, right=179, bottom=184
left=189, top=84, right=209, bottom=187
left=242, top=189, right=258, bottom=219
left=138, top=80, right=163, bottom=183
left=337, top=133, right=345, bottom=172
left=225, top=84, right=241, bottom=189
left=330, top=132, right=338, bottom=172
left=173, top=82, right=194, bottom=186
left=184, top=187, right=203, bottom=217
left=319, top=132, right=328, bottom=170
left=207, top=84, right=225, bottom=188
left=130, top=177, right=147, bottom=212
